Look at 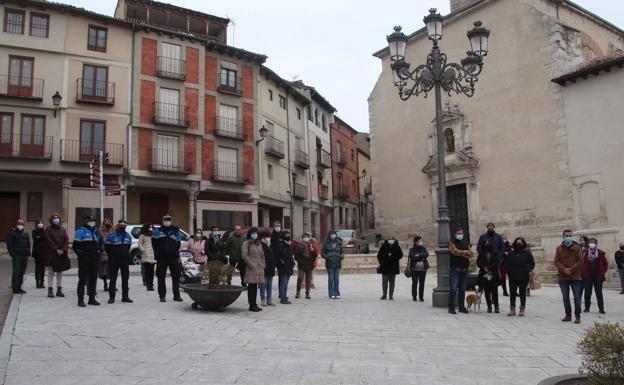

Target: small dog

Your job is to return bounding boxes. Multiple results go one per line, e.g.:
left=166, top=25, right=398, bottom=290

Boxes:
left=465, top=290, right=482, bottom=313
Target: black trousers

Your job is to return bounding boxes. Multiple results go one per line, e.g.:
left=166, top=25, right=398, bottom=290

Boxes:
left=34, top=256, right=45, bottom=285
left=382, top=274, right=396, bottom=298
left=77, top=256, right=99, bottom=299
left=156, top=257, right=181, bottom=299
left=583, top=277, right=604, bottom=311
left=247, top=283, right=258, bottom=305
left=143, top=263, right=155, bottom=288
left=227, top=258, right=246, bottom=285
left=109, top=255, right=130, bottom=299
left=411, top=271, right=427, bottom=300
left=482, top=283, right=499, bottom=308
left=509, top=279, right=528, bottom=308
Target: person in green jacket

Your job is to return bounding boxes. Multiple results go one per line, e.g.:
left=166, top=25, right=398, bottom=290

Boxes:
left=225, top=225, right=245, bottom=285
left=321, top=230, right=344, bottom=299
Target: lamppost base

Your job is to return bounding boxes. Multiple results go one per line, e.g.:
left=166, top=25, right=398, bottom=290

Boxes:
left=432, top=247, right=451, bottom=308
left=432, top=287, right=450, bottom=308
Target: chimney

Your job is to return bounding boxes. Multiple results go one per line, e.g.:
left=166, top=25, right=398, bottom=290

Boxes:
left=450, top=0, right=480, bottom=12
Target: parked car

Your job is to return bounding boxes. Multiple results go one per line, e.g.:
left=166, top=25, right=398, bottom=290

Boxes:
left=127, top=224, right=190, bottom=265
left=336, top=229, right=369, bottom=254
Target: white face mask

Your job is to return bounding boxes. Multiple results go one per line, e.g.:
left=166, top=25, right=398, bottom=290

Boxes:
left=274, top=227, right=281, bottom=233
left=262, top=238, right=271, bottom=246
left=303, top=237, right=310, bottom=243
left=16, top=225, right=24, bottom=231
left=87, top=221, right=96, bottom=228
left=37, top=223, right=44, bottom=229
left=163, top=221, right=172, bottom=227
left=388, top=240, right=395, bottom=245
left=195, top=233, right=202, bottom=238
left=588, top=243, right=596, bottom=250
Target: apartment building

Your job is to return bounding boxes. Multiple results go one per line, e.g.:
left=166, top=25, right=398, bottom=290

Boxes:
left=356, top=132, right=374, bottom=237
left=0, top=0, right=133, bottom=238
left=330, top=116, right=359, bottom=231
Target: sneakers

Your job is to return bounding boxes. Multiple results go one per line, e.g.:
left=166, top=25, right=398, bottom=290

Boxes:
left=336, top=295, right=341, bottom=299
left=574, top=317, right=581, bottom=324
left=519, top=307, right=525, bottom=317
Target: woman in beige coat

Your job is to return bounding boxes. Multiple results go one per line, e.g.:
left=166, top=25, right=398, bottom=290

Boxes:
left=138, top=224, right=156, bottom=291
left=242, top=227, right=265, bottom=312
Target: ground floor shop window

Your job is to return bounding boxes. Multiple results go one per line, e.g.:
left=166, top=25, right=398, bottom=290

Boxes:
left=74, top=207, right=113, bottom=230
left=202, top=210, right=251, bottom=230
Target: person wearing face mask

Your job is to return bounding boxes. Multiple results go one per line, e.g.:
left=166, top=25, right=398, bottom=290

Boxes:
left=152, top=214, right=183, bottom=302
left=43, top=213, right=68, bottom=298
left=377, top=235, right=403, bottom=300
left=225, top=225, right=245, bottom=285
left=205, top=226, right=227, bottom=264
left=408, top=236, right=430, bottom=302
left=98, top=218, right=113, bottom=292
left=448, top=227, right=474, bottom=314
left=7, top=218, right=30, bottom=294
left=581, top=238, right=608, bottom=314
left=616, top=242, right=624, bottom=295
left=554, top=229, right=583, bottom=323
left=322, top=230, right=344, bottom=299
left=185, top=228, right=206, bottom=264
left=105, top=220, right=133, bottom=304
left=294, top=232, right=317, bottom=299
left=275, top=231, right=295, bottom=304
left=31, top=219, right=46, bottom=289
left=476, top=223, right=504, bottom=280
left=241, top=227, right=266, bottom=312
left=477, top=239, right=501, bottom=313
left=499, top=235, right=511, bottom=297
left=72, top=215, right=101, bottom=307
left=503, top=237, right=535, bottom=317
left=270, top=220, right=282, bottom=248
left=138, top=224, right=156, bottom=291
left=259, top=230, right=276, bottom=306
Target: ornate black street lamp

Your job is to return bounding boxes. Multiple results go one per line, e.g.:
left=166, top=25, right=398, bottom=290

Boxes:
left=386, top=9, right=490, bottom=307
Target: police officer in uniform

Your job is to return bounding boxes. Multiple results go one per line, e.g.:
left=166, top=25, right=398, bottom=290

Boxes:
left=152, top=214, right=183, bottom=302
left=73, top=215, right=101, bottom=307
left=105, top=219, right=133, bottom=304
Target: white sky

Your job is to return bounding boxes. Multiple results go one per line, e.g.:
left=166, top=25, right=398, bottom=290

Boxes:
left=67, top=0, right=624, bottom=133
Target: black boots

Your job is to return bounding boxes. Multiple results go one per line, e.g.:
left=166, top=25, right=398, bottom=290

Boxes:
left=249, top=304, right=262, bottom=312
left=78, top=299, right=86, bottom=307
left=88, top=296, right=100, bottom=306
left=502, top=281, right=509, bottom=297
left=56, top=287, right=64, bottom=297
left=47, top=287, right=54, bottom=298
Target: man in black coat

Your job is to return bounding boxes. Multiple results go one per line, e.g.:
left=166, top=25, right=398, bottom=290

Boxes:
left=104, top=219, right=133, bottom=304
left=152, top=214, right=182, bottom=302
left=7, top=219, right=30, bottom=294
left=31, top=219, right=46, bottom=288
left=476, top=222, right=504, bottom=264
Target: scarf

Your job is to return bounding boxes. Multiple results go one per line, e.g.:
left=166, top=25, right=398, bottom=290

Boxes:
left=587, top=247, right=599, bottom=262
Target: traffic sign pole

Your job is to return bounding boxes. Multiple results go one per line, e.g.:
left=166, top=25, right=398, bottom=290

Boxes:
left=99, top=150, right=104, bottom=225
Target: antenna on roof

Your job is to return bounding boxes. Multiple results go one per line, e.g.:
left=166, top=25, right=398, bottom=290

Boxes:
left=292, top=74, right=300, bottom=81
left=226, top=15, right=236, bottom=46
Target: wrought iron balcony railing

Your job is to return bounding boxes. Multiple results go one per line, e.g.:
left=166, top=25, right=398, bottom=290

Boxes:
left=76, top=78, right=115, bottom=105
left=215, top=116, right=245, bottom=140
left=294, top=149, right=310, bottom=169
left=60, top=139, right=124, bottom=166
left=265, top=136, right=285, bottom=159
left=211, top=160, right=250, bottom=184
left=0, top=74, right=44, bottom=100
left=157, top=56, right=186, bottom=80
left=153, top=102, right=189, bottom=127
left=0, top=134, right=53, bottom=160
left=149, top=147, right=192, bottom=173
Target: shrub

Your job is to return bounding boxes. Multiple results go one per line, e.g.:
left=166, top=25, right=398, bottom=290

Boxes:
left=202, top=261, right=235, bottom=288
left=578, top=322, right=624, bottom=385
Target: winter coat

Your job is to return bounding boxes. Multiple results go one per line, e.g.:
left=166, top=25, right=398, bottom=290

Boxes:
left=504, top=248, right=535, bottom=283
left=224, top=233, right=244, bottom=262
left=275, top=240, right=295, bottom=276
left=408, top=246, right=430, bottom=271
left=477, top=249, right=501, bottom=287
left=138, top=234, right=155, bottom=264
left=205, top=236, right=227, bottom=263
left=581, top=248, right=609, bottom=281
left=376, top=241, right=403, bottom=275
left=261, top=241, right=276, bottom=277
left=31, top=228, right=45, bottom=260
left=242, top=239, right=266, bottom=284
left=554, top=242, right=583, bottom=281
left=294, top=242, right=317, bottom=271
left=72, top=226, right=100, bottom=261
left=151, top=226, right=181, bottom=260
left=7, top=228, right=31, bottom=258
left=43, top=225, right=68, bottom=267
left=321, top=239, right=344, bottom=269
left=449, top=238, right=471, bottom=270
left=476, top=232, right=505, bottom=259
left=185, top=238, right=206, bottom=263
left=270, top=230, right=281, bottom=257
left=616, top=250, right=624, bottom=269
left=104, top=230, right=132, bottom=260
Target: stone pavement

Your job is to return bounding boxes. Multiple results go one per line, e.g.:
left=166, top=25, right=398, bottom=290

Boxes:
left=1, top=272, right=622, bottom=385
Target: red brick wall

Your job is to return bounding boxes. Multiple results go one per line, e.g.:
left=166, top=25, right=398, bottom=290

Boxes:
left=138, top=129, right=152, bottom=170
left=242, top=103, right=254, bottom=140
left=242, top=65, right=253, bottom=99
left=243, top=145, right=254, bottom=185
left=205, top=56, right=217, bottom=91
left=184, top=136, right=196, bottom=174
left=186, top=47, right=199, bottom=84
left=185, top=88, right=198, bottom=130
left=201, top=139, right=214, bottom=180
left=141, top=38, right=157, bottom=76
left=140, top=80, right=155, bottom=124
left=330, top=119, right=360, bottom=204
left=204, top=95, right=216, bottom=135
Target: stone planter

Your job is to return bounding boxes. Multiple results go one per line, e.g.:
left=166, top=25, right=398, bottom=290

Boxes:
left=538, top=374, right=588, bottom=385
left=181, top=283, right=247, bottom=312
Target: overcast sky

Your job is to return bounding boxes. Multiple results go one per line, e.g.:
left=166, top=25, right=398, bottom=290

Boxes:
left=68, top=0, right=624, bottom=133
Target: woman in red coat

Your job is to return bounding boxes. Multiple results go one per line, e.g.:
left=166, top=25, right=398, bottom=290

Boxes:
left=581, top=237, right=609, bottom=314
left=43, top=213, right=69, bottom=298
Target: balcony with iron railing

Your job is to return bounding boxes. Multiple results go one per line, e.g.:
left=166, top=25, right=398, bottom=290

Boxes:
left=0, top=75, right=44, bottom=100
left=211, top=160, right=250, bottom=184
left=293, top=182, right=308, bottom=199
left=0, top=134, right=53, bottom=160
left=60, top=139, right=124, bottom=166
left=294, top=149, right=310, bottom=169
left=153, top=102, right=189, bottom=127
left=337, top=184, right=349, bottom=199
left=317, top=149, right=331, bottom=169
left=218, top=71, right=242, bottom=96
left=215, top=116, right=245, bottom=140
left=318, top=184, right=329, bottom=200
left=157, top=56, right=186, bottom=80
left=265, top=136, right=285, bottom=159
left=76, top=78, right=115, bottom=105
left=149, top=147, right=192, bottom=173
left=337, top=150, right=348, bottom=166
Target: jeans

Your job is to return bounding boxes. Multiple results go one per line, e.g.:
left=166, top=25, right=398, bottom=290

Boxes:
left=278, top=274, right=291, bottom=300
left=259, top=276, right=273, bottom=301
left=448, top=267, right=468, bottom=309
left=509, top=280, right=528, bottom=308
left=11, top=255, right=28, bottom=292
left=327, top=268, right=341, bottom=298
left=559, top=279, right=582, bottom=318
left=381, top=274, right=396, bottom=298
left=618, top=268, right=624, bottom=290
left=583, top=277, right=604, bottom=311
left=411, top=271, right=426, bottom=300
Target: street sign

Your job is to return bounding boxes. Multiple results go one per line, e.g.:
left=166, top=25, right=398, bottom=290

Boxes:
left=105, top=190, right=125, bottom=196
left=105, top=184, right=125, bottom=191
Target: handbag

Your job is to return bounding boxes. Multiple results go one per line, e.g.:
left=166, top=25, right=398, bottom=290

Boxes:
left=404, top=259, right=412, bottom=278
left=376, top=265, right=382, bottom=274
left=52, top=254, right=71, bottom=272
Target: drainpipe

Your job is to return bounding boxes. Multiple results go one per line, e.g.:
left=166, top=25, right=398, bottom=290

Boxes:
left=285, top=95, right=294, bottom=235
left=123, top=24, right=136, bottom=220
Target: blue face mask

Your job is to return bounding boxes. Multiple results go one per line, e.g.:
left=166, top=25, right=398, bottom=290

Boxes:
left=455, top=234, right=464, bottom=241
left=212, top=231, right=220, bottom=238
left=52, top=219, right=60, bottom=225
left=564, top=236, right=573, bottom=246
left=330, top=234, right=337, bottom=240
left=388, top=240, right=395, bottom=245
left=250, top=233, right=258, bottom=240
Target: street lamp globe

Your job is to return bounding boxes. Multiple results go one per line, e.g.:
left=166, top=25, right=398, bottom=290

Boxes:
left=52, top=91, right=62, bottom=107
left=259, top=125, right=269, bottom=138
left=386, top=26, right=408, bottom=62
left=467, top=21, right=490, bottom=57
left=423, top=8, right=443, bottom=41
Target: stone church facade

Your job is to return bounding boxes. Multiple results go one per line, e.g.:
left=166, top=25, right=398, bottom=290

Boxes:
left=369, top=0, right=624, bottom=279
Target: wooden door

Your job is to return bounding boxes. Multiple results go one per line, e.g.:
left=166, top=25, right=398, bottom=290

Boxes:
left=447, top=184, right=470, bottom=245
left=140, top=193, right=169, bottom=225
left=0, top=192, right=20, bottom=241
left=0, top=113, right=13, bottom=157
left=20, top=115, right=45, bottom=157
left=8, top=56, right=33, bottom=97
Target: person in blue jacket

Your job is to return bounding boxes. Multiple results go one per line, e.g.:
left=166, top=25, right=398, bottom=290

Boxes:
left=151, top=214, right=183, bottom=302
left=73, top=215, right=101, bottom=307
left=105, top=219, right=133, bottom=304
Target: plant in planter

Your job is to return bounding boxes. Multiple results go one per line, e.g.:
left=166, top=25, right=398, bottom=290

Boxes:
left=182, top=261, right=246, bottom=311
left=202, top=260, right=235, bottom=287
left=578, top=322, right=624, bottom=385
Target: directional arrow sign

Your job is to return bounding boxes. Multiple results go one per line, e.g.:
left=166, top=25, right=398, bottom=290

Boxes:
left=105, top=190, right=125, bottom=196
